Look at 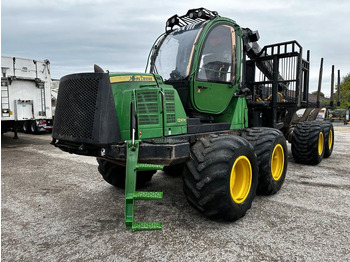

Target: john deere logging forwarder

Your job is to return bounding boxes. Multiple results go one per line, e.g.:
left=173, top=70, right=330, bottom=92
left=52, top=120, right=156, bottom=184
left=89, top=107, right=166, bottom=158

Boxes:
left=52, top=8, right=335, bottom=231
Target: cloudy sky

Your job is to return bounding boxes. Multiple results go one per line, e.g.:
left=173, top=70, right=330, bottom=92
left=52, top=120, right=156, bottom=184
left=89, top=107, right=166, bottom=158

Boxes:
left=2, top=0, right=349, bottom=96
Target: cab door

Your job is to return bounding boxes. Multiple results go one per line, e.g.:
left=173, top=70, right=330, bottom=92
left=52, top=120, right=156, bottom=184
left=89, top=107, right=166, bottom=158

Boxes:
left=192, top=24, right=237, bottom=114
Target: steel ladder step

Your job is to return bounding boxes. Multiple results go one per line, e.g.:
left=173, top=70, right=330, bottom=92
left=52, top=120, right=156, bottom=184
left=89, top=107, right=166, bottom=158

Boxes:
left=133, top=191, right=163, bottom=200
left=132, top=222, right=162, bottom=231
left=136, top=163, right=164, bottom=171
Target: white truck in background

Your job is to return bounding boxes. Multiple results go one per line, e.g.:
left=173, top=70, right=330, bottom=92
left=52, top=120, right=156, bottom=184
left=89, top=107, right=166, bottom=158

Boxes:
left=51, top=79, right=59, bottom=117
left=1, top=56, right=54, bottom=138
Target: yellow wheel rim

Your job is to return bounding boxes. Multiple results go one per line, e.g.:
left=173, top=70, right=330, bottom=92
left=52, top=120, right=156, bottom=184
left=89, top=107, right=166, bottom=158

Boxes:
left=328, top=129, right=333, bottom=150
left=271, top=144, right=284, bottom=181
left=230, top=156, right=252, bottom=204
left=318, top=132, right=324, bottom=155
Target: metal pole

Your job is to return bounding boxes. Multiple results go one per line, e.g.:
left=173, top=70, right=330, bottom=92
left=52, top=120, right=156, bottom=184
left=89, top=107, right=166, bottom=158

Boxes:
left=33, top=60, right=38, bottom=79
left=296, top=46, right=303, bottom=107
left=330, top=65, right=334, bottom=107
left=316, top=58, right=323, bottom=108
left=12, top=57, right=16, bottom=77
left=337, top=70, right=341, bottom=106
left=303, top=50, right=310, bottom=106
left=272, top=55, right=279, bottom=128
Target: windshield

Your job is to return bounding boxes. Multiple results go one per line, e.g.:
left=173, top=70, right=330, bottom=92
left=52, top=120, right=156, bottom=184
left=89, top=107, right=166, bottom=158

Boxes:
left=151, top=23, right=204, bottom=81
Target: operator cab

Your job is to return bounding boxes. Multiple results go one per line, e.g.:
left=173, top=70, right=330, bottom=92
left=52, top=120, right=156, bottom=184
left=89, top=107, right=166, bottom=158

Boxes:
left=148, top=8, right=241, bottom=115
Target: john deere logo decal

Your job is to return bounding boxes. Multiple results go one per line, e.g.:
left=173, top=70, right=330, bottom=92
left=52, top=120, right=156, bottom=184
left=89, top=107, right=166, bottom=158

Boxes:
left=110, top=75, right=155, bottom=83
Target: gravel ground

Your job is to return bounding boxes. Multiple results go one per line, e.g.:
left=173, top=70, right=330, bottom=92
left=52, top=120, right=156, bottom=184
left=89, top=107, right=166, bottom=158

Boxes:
left=1, top=124, right=350, bottom=261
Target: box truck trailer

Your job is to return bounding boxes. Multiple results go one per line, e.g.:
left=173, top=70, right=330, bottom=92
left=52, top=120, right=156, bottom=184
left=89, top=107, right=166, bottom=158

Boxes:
left=1, top=56, right=54, bottom=138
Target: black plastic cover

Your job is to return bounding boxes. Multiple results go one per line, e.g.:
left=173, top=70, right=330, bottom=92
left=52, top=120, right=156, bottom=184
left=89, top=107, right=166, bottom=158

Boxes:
left=52, top=72, right=121, bottom=145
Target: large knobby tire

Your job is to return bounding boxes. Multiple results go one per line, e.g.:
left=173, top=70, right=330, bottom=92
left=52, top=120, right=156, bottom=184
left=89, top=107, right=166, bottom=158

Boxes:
left=292, top=121, right=325, bottom=165
left=97, top=159, right=154, bottom=188
left=321, top=121, right=334, bottom=158
left=183, top=134, right=258, bottom=221
left=241, top=127, right=288, bottom=195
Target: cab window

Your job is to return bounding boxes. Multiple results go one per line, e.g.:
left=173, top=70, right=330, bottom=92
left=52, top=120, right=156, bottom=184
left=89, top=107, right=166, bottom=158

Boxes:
left=197, top=25, right=236, bottom=83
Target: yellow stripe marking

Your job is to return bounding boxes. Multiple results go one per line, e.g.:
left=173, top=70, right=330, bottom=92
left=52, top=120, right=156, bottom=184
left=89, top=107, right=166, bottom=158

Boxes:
left=110, top=75, right=155, bottom=83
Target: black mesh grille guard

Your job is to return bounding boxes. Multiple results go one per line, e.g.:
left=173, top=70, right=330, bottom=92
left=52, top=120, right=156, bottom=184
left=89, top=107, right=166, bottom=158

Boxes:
left=52, top=72, right=121, bottom=146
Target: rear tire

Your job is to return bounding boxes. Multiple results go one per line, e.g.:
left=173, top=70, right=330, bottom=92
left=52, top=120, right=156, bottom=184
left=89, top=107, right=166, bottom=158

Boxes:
left=30, top=121, right=38, bottom=134
left=241, top=127, right=288, bottom=195
left=97, top=159, right=154, bottom=188
left=22, top=121, right=30, bottom=133
left=321, top=121, right=334, bottom=158
left=292, top=121, right=325, bottom=165
left=183, top=134, right=258, bottom=221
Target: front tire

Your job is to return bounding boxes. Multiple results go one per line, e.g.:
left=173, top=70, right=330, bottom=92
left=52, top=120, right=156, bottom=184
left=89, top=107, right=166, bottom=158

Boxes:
left=97, top=159, right=154, bottom=188
left=241, top=127, right=288, bottom=195
left=183, top=134, right=258, bottom=221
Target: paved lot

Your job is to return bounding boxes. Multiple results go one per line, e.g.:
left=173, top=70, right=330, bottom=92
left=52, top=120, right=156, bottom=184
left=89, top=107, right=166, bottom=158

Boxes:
left=1, top=124, right=350, bottom=261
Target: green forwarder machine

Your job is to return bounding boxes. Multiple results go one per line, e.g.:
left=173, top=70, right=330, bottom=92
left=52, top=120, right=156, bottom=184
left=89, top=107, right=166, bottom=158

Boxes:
left=52, top=8, right=335, bottom=231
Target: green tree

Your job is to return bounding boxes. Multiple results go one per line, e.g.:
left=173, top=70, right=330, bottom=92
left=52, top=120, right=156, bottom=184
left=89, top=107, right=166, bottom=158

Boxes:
left=311, top=91, right=325, bottom=97
left=338, top=73, right=350, bottom=109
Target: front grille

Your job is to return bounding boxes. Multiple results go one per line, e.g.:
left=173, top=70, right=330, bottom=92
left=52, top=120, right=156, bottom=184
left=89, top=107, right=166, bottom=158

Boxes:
left=166, top=103, right=175, bottom=112
left=138, top=103, right=158, bottom=113
left=139, top=115, right=159, bottom=125
left=165, top=90, right=176, bottom=124
left=54, top=77, right=100, bottom=140
left=165, top=91, right=174, bottom=101
left=137, top=90, right=158, bottom=103
left=166, top=114, right=176, bottom=123
left=136, top=90, right=159, bottom=125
